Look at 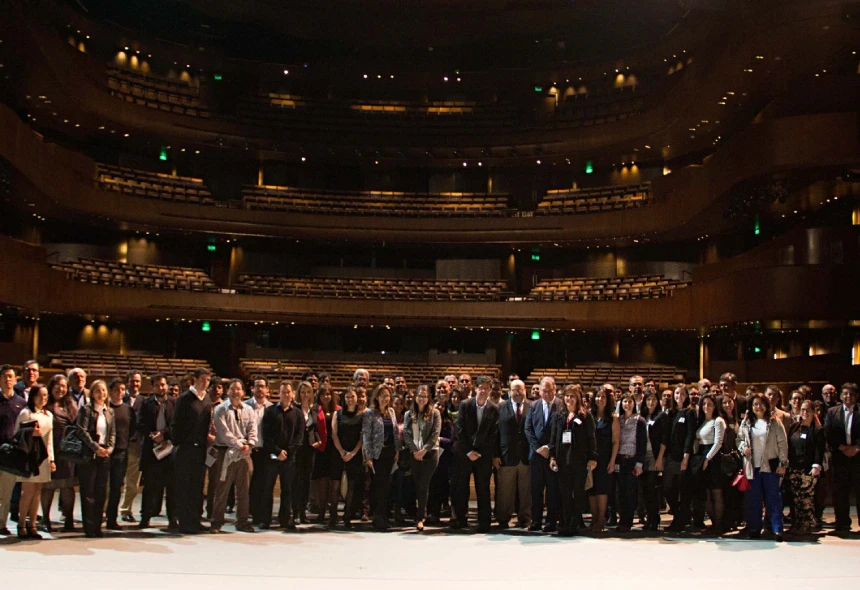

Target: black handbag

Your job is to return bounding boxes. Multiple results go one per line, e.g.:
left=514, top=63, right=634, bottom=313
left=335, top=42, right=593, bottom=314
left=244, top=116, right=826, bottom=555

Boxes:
left=720, top=448, right=742, bottom=476
left=57, top=424, right=93, bottom=464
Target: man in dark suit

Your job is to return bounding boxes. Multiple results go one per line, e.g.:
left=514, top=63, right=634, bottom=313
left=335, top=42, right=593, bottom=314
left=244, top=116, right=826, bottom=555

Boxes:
left=525, top=376, right=564, bottom=532
left=716, top=372, right=748, bottom=417
left=171, top=367, right=213, bottom=534
left=494, top=379, right=531, bottom=528
left=823, top=382, right=860, bottom=532
left=452, top=375, right=499, bottom=533
left=137, top=373, right=177, bottom=530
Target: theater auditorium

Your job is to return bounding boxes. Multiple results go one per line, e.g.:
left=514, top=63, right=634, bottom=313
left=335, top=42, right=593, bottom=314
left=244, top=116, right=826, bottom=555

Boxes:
left=0, top=0, right=859, bottom=587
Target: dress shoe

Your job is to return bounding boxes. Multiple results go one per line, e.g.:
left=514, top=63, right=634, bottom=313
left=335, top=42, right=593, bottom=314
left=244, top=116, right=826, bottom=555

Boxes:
left=138, top=520, right=150, bottom=530
left=0, top=527, right=10, bottom=536
left=448, top=519, right=463, bottom=530
left=476, top=524, right=490, bottom=534
left=616, top=525, right=632, bottom=533
left=121, top=514, right=136, bottom=523
left=298, top=512, right=309, bottom=524
left=528, top=523, right=542, bottom=532
left=208, top=526, right=223, bottom=534
left=27, top=527, right=41, bottom=539
left=258, top=523, right=270, bottom=530
left=62, top=521, right=76, bottom=533
left=236, top=524, right=255, bottom=533
left=542, top=523, right=557, bottom=533
left=42, top=521, right=53, bottom=533
left=226, top=506, right=235, bottom=514
left=558, top=527, right=574, bottom=537
left=774, top=533, right=784, bottom=542
left=496, top=521, right=509, bottom=530
left=197, top=524, right=210, bottom=532
left=606, top=515, right=617, bottom=527
left=106, top=521, right=121, bottom=531
left=166, top=521, right=180, bottom=532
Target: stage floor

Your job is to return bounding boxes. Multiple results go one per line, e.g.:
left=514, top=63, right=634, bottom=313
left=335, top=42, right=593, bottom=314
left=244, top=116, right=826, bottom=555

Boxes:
left=2, top=506, right=859, bottom=589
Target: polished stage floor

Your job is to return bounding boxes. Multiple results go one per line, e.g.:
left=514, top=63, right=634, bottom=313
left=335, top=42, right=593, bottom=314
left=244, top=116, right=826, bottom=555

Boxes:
left=2, top=505, right=859, bottom=589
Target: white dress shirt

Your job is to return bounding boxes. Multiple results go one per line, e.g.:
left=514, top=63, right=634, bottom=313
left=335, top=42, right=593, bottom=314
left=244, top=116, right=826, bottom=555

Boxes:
left=844, top=405, right=854, bottom=446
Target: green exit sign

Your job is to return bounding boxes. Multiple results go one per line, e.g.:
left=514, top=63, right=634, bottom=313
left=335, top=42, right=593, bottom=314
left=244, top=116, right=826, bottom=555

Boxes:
left=207, top=244, right=216, bottom=252
left=531, top=254, right=540, bottom=261
left=531, top=330, right=541, bottom=341
left=201, top=321, right=211, bottom=332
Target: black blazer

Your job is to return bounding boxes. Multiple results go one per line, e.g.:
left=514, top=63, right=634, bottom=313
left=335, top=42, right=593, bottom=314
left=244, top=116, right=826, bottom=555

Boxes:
left=455, top=397, right=499, bottom=458
left=549, top=410, right=597, bottom=467
left=137, top=395, right=176, bottom=471
left=645, top=410, right=670, bottom=464
left=664, top=408, right=697, bottom=462
left=824, top=404, right=860, bottom=460
left=294, top=403, right=321, bottom=448
left=498, top=399, right=530, bottom=467
left=787, top=421, right=825, bottom=471
left=525, top=397, right=565, bottom=459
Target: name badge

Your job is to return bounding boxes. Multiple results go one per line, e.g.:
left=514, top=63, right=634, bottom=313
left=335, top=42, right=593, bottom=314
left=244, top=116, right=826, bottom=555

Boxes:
left=562, top=431, right=572, bottom=444
left=647, top=420, right=655, bottom=427
left=800, top=433, right=807, bottom=440
left=678, top=417, right=686, bottom=424
left=574, top=418, right=582, bottom=425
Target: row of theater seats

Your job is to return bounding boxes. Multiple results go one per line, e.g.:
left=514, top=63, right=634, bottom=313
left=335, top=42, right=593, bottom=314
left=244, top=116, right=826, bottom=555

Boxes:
left=92, top=164, right=655, bottom=218
left=96, top=164, right=215, bottom=205
left=235, top=275, right=509, bottom=301
left=49, top=351, right=212, bottom=386
left=528, top=274, right=691, bottom=301
left=106, top=68, right=210, bottom=118
left=237, top=91, right=517, bottom=135
left=546, top=94, right=645, bottom=130
left=525, top=363, right=687, bottom=392
left=536, top=183, right=651, bottom=215
left=242, top=185, right=512, bottom=217
left=50, top=257, right=220, bottom=292
left=240, top=358, right=502, bottom=399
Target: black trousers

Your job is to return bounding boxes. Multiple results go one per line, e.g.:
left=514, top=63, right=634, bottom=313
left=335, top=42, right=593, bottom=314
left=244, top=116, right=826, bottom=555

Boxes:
left=249, top=448, right=267, bottom=523
left=78, top=457, right=109, bottom=535
left=370, top=447, right=396, bottom=528
left=174, top=444, right=207, bottom=532
left=141, top=456, right=175, bottom=523
left=558, top=461, right=587, bottom=531
left=529, top=452, right=560, bottom=527
left=261, top=457, right=296, bottom=527
left=105, top=450, right=128, bottom=525
left=292, top=445, right=315, bottom=516
left=453, top=452, right=493, bottom=529
left=832, top=457, right=860, bottom=529
left=664, top=458, right=693, bottom=529
left=617, top=458, right=640, bottom=528
left=642, top=470, right=663, bottom=529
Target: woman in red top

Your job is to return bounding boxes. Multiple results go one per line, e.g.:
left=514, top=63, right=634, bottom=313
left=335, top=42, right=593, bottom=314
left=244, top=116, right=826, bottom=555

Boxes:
left=311, top=384, right=340, bottom=523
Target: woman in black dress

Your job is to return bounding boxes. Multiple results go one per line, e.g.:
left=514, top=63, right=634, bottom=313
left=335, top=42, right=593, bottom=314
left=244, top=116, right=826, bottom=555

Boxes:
left=549, top=386, right=597, bottom=536
left=588, top=387, right=619, bottom=533
left=311, top=384, right=339, bottom=523
left=328, top=386, right=364, bottom=528
left=641, top=391, right=669, bottom=532
left=40, top=374, right=78, bottom=532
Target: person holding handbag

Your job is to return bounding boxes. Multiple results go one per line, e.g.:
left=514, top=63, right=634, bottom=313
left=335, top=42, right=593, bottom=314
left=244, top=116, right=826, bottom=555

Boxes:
left=403, top=384, right=441, bottom=532
left=720, top=395, right=743, bottom=531
left=737, top=393, right=788, bottom=541
left=786, top=400, right=824, bottom=535
left=40, top=375, right=77, bottom=533
left=75, top=380, right=116, bottom=538
left=692, top=394, right=726, bottom=535
left=15, top=385, right=55, bottom=539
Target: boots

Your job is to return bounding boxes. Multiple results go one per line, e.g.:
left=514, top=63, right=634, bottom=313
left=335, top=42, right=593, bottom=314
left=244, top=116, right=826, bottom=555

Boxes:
left=327, top=480, right=341, bottom=528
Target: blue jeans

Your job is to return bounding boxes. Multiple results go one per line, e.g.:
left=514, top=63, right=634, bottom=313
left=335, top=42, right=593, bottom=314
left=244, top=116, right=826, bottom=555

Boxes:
left=746, top=468, right=783, bottom=534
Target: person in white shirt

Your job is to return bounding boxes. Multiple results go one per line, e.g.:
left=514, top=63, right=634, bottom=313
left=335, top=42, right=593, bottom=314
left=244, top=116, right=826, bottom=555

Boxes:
left=15, top=385, right=55, bottom=539
left=245, top=376, right=272, bottom=525
left=693, top=394, right=727, bottom=535
left=75, top=380, right=116, bottom=538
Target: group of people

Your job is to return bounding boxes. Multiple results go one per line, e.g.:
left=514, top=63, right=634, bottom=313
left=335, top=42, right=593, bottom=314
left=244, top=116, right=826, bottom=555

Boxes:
left=1, top=360, right=858, bottom=542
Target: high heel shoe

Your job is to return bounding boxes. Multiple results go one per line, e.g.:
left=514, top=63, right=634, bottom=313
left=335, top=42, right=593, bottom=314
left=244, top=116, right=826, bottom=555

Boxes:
left=17, top=526, right=27, bottom=539
left=28, top=527, right=41, bottom=540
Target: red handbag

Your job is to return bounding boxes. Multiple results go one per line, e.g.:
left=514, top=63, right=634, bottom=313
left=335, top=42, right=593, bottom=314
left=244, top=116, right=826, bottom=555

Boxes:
left=732, top=470, right=751, bottom=492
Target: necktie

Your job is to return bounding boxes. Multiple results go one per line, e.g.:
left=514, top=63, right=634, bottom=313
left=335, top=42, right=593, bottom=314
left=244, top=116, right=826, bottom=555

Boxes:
left=516, top=403, right=522, bottom=422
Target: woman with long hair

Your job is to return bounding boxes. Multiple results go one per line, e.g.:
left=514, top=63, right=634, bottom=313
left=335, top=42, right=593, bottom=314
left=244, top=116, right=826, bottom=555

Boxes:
left=75, top=380, right=116, bottom=538
left=693, top=394, right=726, bottom=535
left=390, top=392, right=412, bottom=524
left=549, top=386, right=597, bottom=536
left=738, top=393, right=788, bottom=540
left=588, top=387, right=619, bottom=533
left=615, top=393, right=647, bottom=533
left=427, top=390, right=456, bottom=525
left=292, top=381, right=319, bottom=524
left=664, top=385, right=697, bottom=533
left=328, top=386, right=364, bottom=528
left=15, top=385, right=55, bottom=539
left=721, top=395, right=743, bottom=531
left=640, top=390, right=669, bottom=532
left=786, top=400, right=824, bottom=535
left=311, top=384, right=339, bottom=523
left=403, top=384, right=441, bottom=532
left=40, top=374, right=78, bottom=533
left=362, top=384, right=400, bottom=530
